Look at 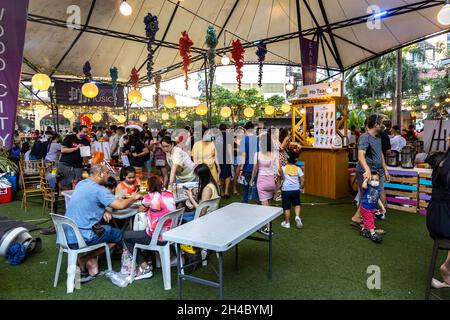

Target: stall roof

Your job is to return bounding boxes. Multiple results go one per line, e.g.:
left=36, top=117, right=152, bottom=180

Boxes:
left=23, top=0, right=449, bottom=83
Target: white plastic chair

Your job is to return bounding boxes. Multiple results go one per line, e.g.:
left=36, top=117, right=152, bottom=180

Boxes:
left=130, top=208, right=184, bottom=290
left=193, top=197, right=221, bottom=220
left=51, top=213, right=112, bottom=294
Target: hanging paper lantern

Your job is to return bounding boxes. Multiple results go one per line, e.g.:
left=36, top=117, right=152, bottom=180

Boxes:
left=63, top=110, right=74, bottom=119
left=179, top=111, right=187, bottom=119
left=117, top=115, right=126, bottom=123
left=128, top=89, right=142, bottom=104
left=220, top=107, right=232, bottom=118
left=139, top=114, right=148, bottom=122
left=92, top=113, right=102, bottom=122
left=35, top=104, right=48, bottom=113
left=196, top=104, right=208, bottom=116
left=163, top=95, right=176, bottom=109
left=161, top=113, right=169, bottom=120
left=81, top=82, right=99, bottom=98
left=31, top=73, right=51, bottom=91
left=265, top=105, right=274, bottom=116
left=281, top=103, right=291, bottom=113
left=243, top=107, right=254, bottom=118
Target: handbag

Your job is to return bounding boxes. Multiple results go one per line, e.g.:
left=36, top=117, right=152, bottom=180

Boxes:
left=133, top=212, right=148, bottom=231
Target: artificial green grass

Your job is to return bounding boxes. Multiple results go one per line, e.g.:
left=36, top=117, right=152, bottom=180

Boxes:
left=0, top=193, right=449, bottom=300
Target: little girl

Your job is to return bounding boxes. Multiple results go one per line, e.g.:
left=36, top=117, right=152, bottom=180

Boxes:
left=360, top=171, right=386, bottom=244
left=280, top=154, right=304, bottom=229
left=116, top=166, right=140, bottom=197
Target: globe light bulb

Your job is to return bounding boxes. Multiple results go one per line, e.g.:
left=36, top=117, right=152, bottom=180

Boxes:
left=221, top=55, right=230, bottom=66
left=285, top=81, right=294, bottom=92
left=437, top=1, right=450, bottom=25
left=120, top=0, right=132, bottom=16
left=362, top=104, right=369, bottom=111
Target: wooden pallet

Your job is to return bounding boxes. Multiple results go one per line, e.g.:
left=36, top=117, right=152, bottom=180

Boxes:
left=418, top=172, right=432, bottom=215
left=384, top=169, right=418, bottom=213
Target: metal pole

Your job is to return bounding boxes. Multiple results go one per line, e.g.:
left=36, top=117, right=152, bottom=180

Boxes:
left=203, top=55, right=210, bottom=128
left=177, top=243, right=182, bottom=300
left=268, top=221, right=273, bottom=280
left=218, top=252, right=224, bottom=300
left=395, top=48, right=402, bottom=128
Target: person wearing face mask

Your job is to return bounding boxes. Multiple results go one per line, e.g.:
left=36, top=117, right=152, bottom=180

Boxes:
left=191, top=127, right=220, bottom=184
left=351, top=115, right=390, bottom=230
left=64, top=165, right=143, bottom=282
left=359, top=171, right=386, bottom=243
left=57, top=125, right=91, bottom=190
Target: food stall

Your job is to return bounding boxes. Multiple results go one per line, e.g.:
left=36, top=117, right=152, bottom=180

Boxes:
left=290, top=81, right=349, bottom=199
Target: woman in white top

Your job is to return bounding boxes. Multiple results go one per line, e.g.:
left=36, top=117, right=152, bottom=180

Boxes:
left=45, top=134, right=62, bottom=162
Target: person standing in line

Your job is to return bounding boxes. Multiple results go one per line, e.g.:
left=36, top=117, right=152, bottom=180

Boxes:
left=239, top=122, right=259, bottom=203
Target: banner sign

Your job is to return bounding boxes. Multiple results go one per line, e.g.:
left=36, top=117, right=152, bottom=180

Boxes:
left=296, top=81, right=342, bottom=99
left=300, top=37, right=319, bottom=86
left=55, top=81, right=125, bottom=107
left=0, top=1, right=29, bottom=148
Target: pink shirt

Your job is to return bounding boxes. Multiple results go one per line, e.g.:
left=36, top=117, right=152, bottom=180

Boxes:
left=142, top=191, right=176, bottom=240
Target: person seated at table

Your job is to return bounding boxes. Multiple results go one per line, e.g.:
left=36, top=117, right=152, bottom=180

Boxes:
left=183, top=164, right=220, bottom=223
left=116, top=166, right=140, bottom=198
left=64, top=165, right=142, bottom=282
left=122, top=175, right=176, bottom=281
left=105, top=176, right=118, bottom=194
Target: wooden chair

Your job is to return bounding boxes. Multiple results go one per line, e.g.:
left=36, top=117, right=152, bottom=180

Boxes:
left=425, top=238, right=450, bottom=300
left=40, top=161, right=61, bottom=215
left=19, top=159, right=44, bottom=212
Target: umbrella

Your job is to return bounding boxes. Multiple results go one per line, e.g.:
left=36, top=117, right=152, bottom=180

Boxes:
left=125, top=124, right=143, bottom=132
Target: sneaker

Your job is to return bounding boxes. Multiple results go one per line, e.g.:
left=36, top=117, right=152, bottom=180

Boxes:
left=80, top=271, right=104, bottom=283
left=280, top=221, right=290, bottom=229
left=360, top=229, right=371, bottom=238
left=40, top=226, right=56, bottom=235
left=375, top=211, right=386, bottom=220
left=134, top=266, right=153, bottom=280
left=295, top=216, right=303, bottom=229
left=370, top=232, right=382, bottom=244
left=259, top=227, right=273, bottom=237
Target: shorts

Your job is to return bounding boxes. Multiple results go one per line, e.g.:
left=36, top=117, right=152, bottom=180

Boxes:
left=281, top=190, right=301, bottom=210
left=57, top=162, right=82, bottom=187
left=219, top=164, right=232, bottom=179
left=68, top=225, right=123, bottom=249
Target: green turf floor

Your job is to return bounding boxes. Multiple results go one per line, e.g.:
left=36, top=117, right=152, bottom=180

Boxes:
left=0, top=192, right=449, bottom=300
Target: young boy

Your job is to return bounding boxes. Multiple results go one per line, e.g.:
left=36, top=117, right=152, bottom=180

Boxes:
left=360, top=171, right=386, bottom=243
left=280, top=154, right=305, bottom=229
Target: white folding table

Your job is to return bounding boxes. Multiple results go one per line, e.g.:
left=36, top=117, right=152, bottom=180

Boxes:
left=162, top=203, right=283, bottom=300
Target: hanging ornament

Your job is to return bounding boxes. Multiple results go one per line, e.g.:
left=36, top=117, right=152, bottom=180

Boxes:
left=205, top=25, right=218, bottom=91
left=144, top=13, right=159, bottom=83
left=220, top=107, right=232, bottom=118
left=196, top=104, right=208, bottom=116
left=109, top=67, right=119, bottom=106
left=231, top=39, right=245, bottom=91
left=265, top=105, right=274, bottom=116
left=128, top=67, right=142, bottom=104
left=163, top=95, right=176, bottom=109
left=243, top=107, right=254, bottom=118
left=82, top=61, right=98, bottom=98
left=155, top=75, right=162, bottom=109
left=179, top=31, right=194, bottom=90
left=255, top=41, right=267, bottom=87
left=128, top=90, right=142, bottom=104
left=31, top=74, right=51, bottom=91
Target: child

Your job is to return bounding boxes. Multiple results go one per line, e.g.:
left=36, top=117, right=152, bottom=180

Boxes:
left=105, top=176, right=118, bottom=194
left=360, top=171, right=386, bottom=243
left=280, top=154, right=305, bottom=229
left=116, top=166, right=140, bottom=198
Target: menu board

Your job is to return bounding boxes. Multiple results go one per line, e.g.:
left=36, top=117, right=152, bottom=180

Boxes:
left=313, top=104, right=336, bottom=148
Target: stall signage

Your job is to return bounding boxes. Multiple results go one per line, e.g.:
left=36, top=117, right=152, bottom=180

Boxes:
left=300, top=37, right=319, bottom=85
left=0, top=1, right=29, bottom=148
left=55, top=81, right=124, bottom=107
left=296, top=81, right=342, bottom=99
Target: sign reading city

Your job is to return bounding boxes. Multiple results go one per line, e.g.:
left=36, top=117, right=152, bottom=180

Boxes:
left=0, top=1, right=30, bottom=148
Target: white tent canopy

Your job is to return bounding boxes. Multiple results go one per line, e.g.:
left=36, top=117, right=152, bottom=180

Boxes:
left=23, top=0, right=449, bottom=83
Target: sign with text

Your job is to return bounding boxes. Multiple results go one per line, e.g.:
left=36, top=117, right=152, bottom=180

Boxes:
left=300, top=37, right=319, bottom=85
left=295, top=81, right=342, bottom=99
left=0, top=1, right=29, bottom=148
left=55, top=81, right=124, bottom=107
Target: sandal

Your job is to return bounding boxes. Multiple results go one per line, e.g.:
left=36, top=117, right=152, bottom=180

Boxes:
left=375, top=229, right=387, bottom=235
left=350, top=220, right=361, bottom=228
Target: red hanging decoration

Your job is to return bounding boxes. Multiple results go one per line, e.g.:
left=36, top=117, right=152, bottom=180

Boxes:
left=130, top=67, right=139, bottom=89
left=179, top=31, right=194, bottom=90
left=231, top=39, right=245, bottom=91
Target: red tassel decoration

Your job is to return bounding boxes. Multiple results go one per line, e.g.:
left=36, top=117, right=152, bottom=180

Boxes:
left=179, top=31, right=194, bottom=90
left=130, top=67, right=139, bottom=89
left=231, top=39, right=245, bottom=91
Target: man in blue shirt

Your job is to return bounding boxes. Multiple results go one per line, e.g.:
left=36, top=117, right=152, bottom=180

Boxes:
left=64, top=164, right=142, bottom=279
left=239, top=122, right=259, bottom=203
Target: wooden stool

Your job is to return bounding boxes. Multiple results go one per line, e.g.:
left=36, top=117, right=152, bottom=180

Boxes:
left=425, top=238, right=450, bottom=300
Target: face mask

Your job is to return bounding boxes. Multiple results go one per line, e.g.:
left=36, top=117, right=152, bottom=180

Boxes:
left=203, top=134, right=213, bottom=142
left=79, top=134, right=87, bottom=139
left=370, top=181, right=380, bottom=187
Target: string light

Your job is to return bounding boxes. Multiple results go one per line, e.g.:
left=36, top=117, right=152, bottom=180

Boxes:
left=120, top=0, right=132, bottom=16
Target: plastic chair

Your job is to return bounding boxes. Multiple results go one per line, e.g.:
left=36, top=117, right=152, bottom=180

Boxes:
left=50, top=213, right=112, bottom=294
left=193, top=197, right=221, bottom=220
left=130, top=208, right=184, bottom=290
left=425, top=238, right=450, bottom=300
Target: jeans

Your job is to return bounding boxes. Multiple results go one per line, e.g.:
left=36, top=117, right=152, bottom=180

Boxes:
left=67, top=225, right=123, bottom=249
left=241, top=172, right=253, bottom=203
left=145, top=152, right=153, bottom=174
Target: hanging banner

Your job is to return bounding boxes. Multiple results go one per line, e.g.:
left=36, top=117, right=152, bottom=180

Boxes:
left=300, top=37, right=319, bottom=86
left=0, top=1, right=29, bottom=148
left=55, top=81, right=125, bottom=107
